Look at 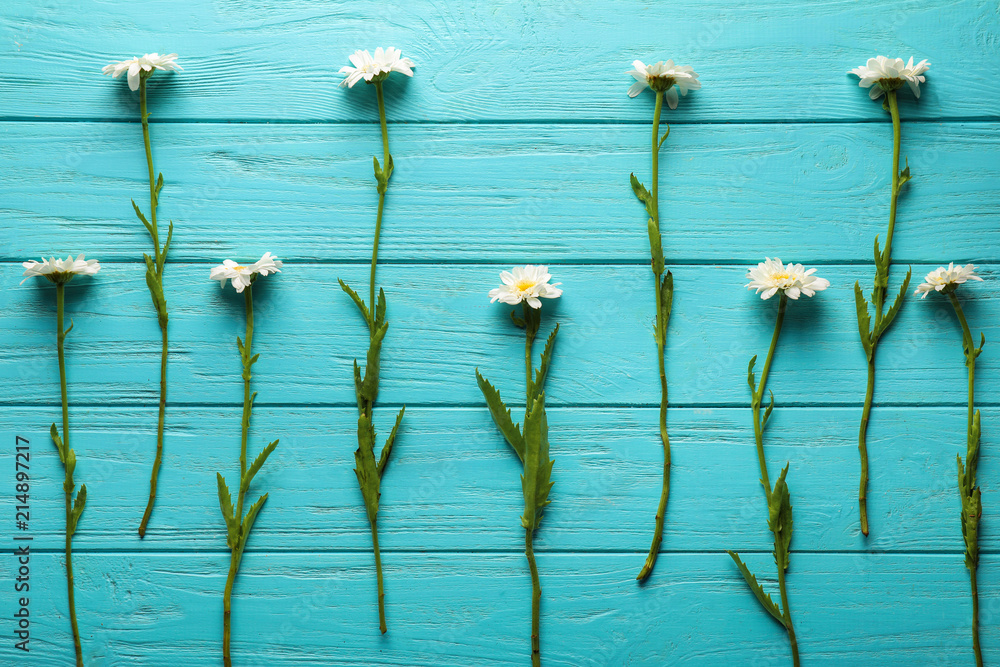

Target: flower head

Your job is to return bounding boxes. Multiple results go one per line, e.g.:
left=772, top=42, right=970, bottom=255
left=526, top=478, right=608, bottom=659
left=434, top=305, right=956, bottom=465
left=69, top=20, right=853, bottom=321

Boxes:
left=746, top=257, right=830, bottom=300
left=627, top=59, right=701, bottom=109
left=210, top=252, right=283, bottom=293
left=849, top=56, right=930, bottom=100
left=489, top=265, right=563, bottom=309
left=102, top=53, right=182, bottom=92
left=21, top=254, right=101, bottom=285
left=339, top=47, right=415, bottom=88
left=915, top=263, right=983, bottom=298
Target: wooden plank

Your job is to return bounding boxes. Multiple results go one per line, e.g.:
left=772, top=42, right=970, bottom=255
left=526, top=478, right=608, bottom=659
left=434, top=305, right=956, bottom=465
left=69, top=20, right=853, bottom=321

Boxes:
left=1, top=263, right=995, bottom=407
left=0, top=551, right=992, bottom=665
left=0, top=405, right=993, bottom=553
left=2, top=121, right=999, bottom=264
left=1, top=0, right=997, bottom=122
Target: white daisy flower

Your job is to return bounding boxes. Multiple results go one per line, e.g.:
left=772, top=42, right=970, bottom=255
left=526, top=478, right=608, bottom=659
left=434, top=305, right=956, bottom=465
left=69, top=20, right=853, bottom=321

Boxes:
left=210, top=252, right=283, bottom=293
left=21, top=254, right=101, bottom=285
left=849, top=56, right=930, bottom=100
left=102, top=53, right=182, bottom=92
left=626, top=59, right=701, bottom=109
left=746, top=257, right=830, bottom=300
left=489, top=265, right=563, bottom=309
left=339, top=47, right=415, bottom=88
left=915, top=263, right=983, bottom=298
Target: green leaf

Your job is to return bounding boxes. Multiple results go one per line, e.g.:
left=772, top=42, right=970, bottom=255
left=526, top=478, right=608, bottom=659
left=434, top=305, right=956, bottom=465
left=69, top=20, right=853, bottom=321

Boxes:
left=874, top=268, right=911, bottom=340
left=509, top=310, right=526, bottom=328
left=239, top=493, right=269, bottom=550
left=339, top=278, right=372, bottom=325
left=476, top=369, right=524, bottom=463
left=897, top=157, right=911, bottom=189
left=158, top=221, right=174, bottom=275
left=69, top=484, right=87, bottom=536
left=131, top=199, right=153, bottom=235
left=354, top=415, right=381, bottom=523
left=531, top=325, right=560, bottom=403
left=647, top=218, right=664, bottom=275
left=768, top=464, right=794, bottom=572
left=50, top=423, right=66, bottom=463
left=352, top=360, right=364, bottom=413
left=746, top=355, right=758, bottom=392
left=660, top=271, right=673, bottom=326
left=727, top=550, right=786, bottom=628
left=377, top=406, right=406, bottom=478
left=853, top=282, right=873, bottom=356
left=360, top=322, right=388, bottom=403
left=243, top=440, right=278, bottom=491
left=155, top=172, right=164, bottom=197
left=520, top=393, right=554, bottom=532
left=761, top=391, right=775, bottom=430
left=657, top=125, right=670, bottom=151
left=375, top=287, right=386, bottom=329
left=629, top=173, right=654, bottom=218
left=216, top=473, right=238, bottom=548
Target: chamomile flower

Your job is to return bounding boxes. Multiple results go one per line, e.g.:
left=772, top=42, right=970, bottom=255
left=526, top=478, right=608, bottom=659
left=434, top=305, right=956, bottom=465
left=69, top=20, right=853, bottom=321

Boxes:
left=626, top=59, right=701, bottom=109
left=915, top=263, right=983, bottom=298
left=210, top=252, right=283, bottom=293
left=746, top=257, right=830, bottom=300
left=21, top=254, right=101, bottom=285
left=102, top=53, right=182, bottom=91
left=339, top=47, right=415, bottom=88
left=849, top=56, right=930, bottom=100
left=489, top=265, right=563, bottom=309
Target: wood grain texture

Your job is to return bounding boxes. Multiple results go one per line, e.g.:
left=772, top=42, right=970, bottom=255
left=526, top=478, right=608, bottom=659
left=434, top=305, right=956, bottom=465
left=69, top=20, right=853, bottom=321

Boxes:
left=1, top=0, right=998, bottom=122
left=0, top=405, right=995, bottom=553
left=2, top=121, right=999, bottom=264
left=0, top=552, right=995, bottom=666
left=2, top=263, right=996, bottom=407
left=2, top=0, right=998, bottom=664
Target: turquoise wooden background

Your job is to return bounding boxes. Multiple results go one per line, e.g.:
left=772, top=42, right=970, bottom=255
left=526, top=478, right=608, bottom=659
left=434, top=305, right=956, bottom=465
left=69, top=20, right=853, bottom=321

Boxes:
left=1, top=0, right=999, bottom=664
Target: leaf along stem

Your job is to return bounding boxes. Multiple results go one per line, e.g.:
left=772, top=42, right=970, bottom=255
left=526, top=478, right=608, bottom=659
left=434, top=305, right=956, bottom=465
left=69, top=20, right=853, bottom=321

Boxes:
left=948, top=291, right=983, bottom=667
left=638, top=88, right=672, bottom=581
left=857, top=89, right=907, bottom=537
left=138, top=74, right=170, bottom=538
left=56, top=283, right=84, bottom=667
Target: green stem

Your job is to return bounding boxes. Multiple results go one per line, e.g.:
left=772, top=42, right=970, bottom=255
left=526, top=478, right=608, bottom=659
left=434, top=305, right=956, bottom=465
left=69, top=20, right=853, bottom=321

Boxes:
left=222, top=549, right=238, bottom=667
left=949, top=292, right=983, bottom=667
left=524, top=302, right=535, bottom=402
left=371, top=521, right=387, bottom=634
left=369, top=81, right=390, bottom=322
left=753, top=294, right=787, bottom=499
left=858, top=354, right=875, bottom=536
left=57, top=284, right=83, bottom=667
left=137, top=74, right=167, bottom=538
left=638, top=89, right=670, bottom=581
left=880, top=90, right=902, bottom=288
left=525, top=527, right=541, bottom=667
left=778, top=562, right=800, bottom=667
left=237, top=288, right=254, bottom=522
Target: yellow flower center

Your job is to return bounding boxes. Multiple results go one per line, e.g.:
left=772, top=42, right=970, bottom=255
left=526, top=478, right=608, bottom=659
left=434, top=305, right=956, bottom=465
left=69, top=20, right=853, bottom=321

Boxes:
left=232, top=265, right=247, bottom=271
left=515, top=279, right=536, bottom=292
left=772, top=272, right=790, bottom=282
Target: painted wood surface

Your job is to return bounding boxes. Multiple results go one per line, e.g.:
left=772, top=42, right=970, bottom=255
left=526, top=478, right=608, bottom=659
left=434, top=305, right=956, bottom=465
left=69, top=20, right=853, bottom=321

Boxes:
left=2, top=0, right=998, bottom=664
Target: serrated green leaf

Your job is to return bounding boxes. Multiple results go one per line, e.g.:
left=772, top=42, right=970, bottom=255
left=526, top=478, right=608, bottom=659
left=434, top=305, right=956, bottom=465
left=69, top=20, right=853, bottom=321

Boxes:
left=727, top=550, right=786, bottom=628
left=853, top=282, right=873, bottom=356
left=520, top=393, right=553, bottom=532
left=874, top=269, right=911, bottom=339
left=476, top=369, right=524, bottom=463
left=629, top=173, right=652, bottom=207
left=898, top=158, right=911, bottom=189
left=216, top=473, right=237, bottom=548
left=132, top=199, right=153, bottom=235
left=375, top=287, right=386, bottom=329
left=158, top=221, right=173, bottom=275
left=155, top=172, right=164, bottom=197
left=354, top=415, right=381, bottom=523
left=531, top=325, right=559, bottom=404
left=50, top=423, right=66, bottom=462
left=647, top=218, right=664, bottom=275
left=69, top=484, right=87, bottom=535
left=377, top=406, right=406, bottom=478
left=352, top=360, right=364, bottom=413
left=660, top=271, right=673, bottom=325
left=747, top=355, right=758, bottom=392
left=239, top=493, right=269, bottom=550
left=768, top=464, right=794, bottom=572
left=339, top=278, right=372, bottom=325
left=761, top=390, right=775, bottom=430
left=657, top=125, right=670, bottom=151
left=243, top=440, right=278, bottom=490
left=360, top=323, right=388, bottom=403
